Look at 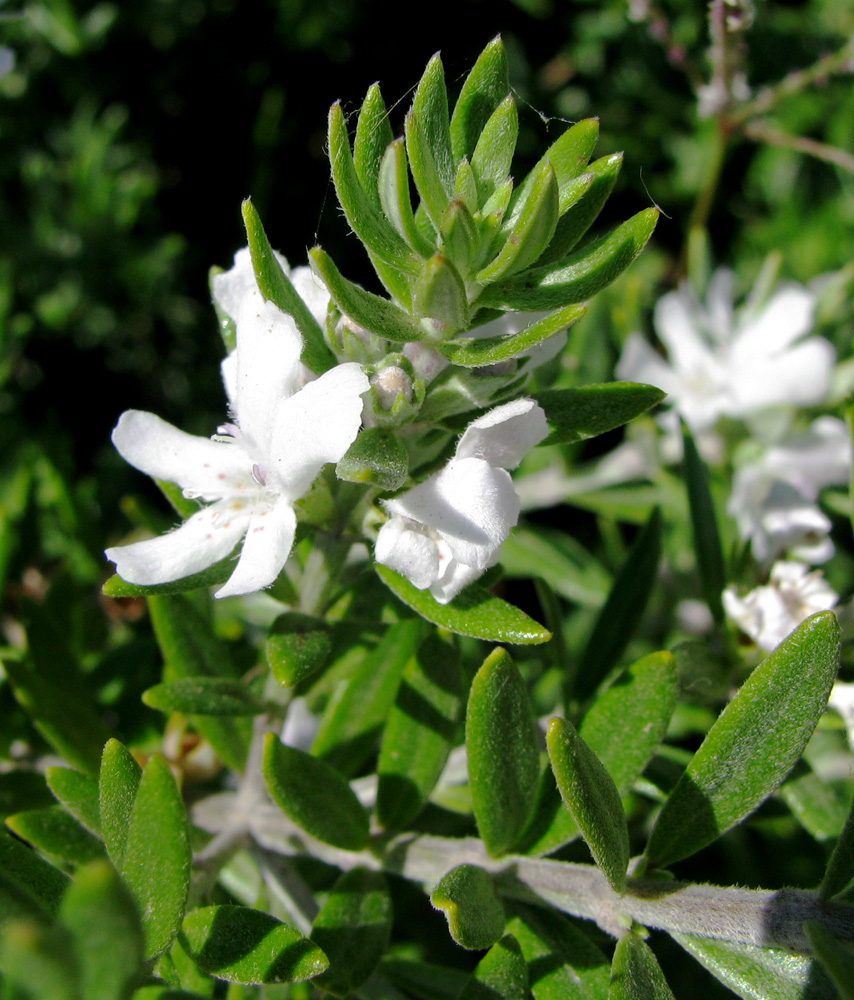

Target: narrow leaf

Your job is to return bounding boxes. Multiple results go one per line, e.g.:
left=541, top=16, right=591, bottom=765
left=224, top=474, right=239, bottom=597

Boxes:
left=354, top=83, right=394, bottom=208
left=263, top=733, right=369, bottom=851
left=122, top=754, right=191, bottom=959
left=681, top=424, right=726, bottom=625
left=430, top=864, right=505, bottom=950
left=379, top=138, right=435, bottom=256
left=266, top=611, right=334, bottom=687
left=46, top=767, right=101, bottom=837
left=804, top=922, right=854, bottom=999
left=440, top=304, right=587, bottom=367
left=143, top=677, right=267, bottom=716
left=470, top=95, right=518, bottom=201
left=410, top=53, right=454, bottom=193
left=311, top=868, right=392, bottom=997
left=575, top=507, right=663, bottom=701
left=440, top=197, right=479, bottom=273
left=310, top=246, right=425, bottom=343
left=181, top=905, right=328, bottom=984
left=483, top=207, right=658, bottom=311
left=406, top=109, right=454, bottom=228
left=460, top=934, right=528, bottom=1000
left=645, top=612, right=841, bottom=870
left=99, top=738, right=142, bottom=871
left=377, top=631, right=464, bottom=831
left=0, top=830, right=68, bottom=923
left=377, top=565, right=551, bottom=645
left=609, top=933, right=675, bottom=1000
left=413, top=253, right=469, bottom=330
left=535, top=382, right=666, bottom=445
left=467, top=648, right=541, bottom=856
left=547, top=719, right=629, bottom=892
left=821, top=795, right=854, bottom=899
left=6, top=807, right=105, bottom=865
left=241, top=199, right=337, bottom=374
left=450, top=36, right=510, bottom=161
left=337, top=427, right=409, bottom=492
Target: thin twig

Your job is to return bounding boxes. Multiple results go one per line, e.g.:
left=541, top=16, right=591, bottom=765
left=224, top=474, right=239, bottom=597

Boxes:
left=743, top=120, right=854, bottom=174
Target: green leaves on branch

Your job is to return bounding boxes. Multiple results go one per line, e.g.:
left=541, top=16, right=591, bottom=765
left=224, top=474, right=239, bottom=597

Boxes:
left=430, top=864, right=506, bottom=950
left=535, top=382, right=665, bottom=445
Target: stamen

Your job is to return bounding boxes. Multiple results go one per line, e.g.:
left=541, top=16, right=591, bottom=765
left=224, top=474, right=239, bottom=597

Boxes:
left=251, top=464, right=268, bottom=486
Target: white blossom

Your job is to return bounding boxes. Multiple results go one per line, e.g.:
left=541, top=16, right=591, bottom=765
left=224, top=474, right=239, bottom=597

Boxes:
left=375, top=398, right=548, bottom=603
left=106, top=292, right=368, bottom=598
left=722, top=560, right=838, bottom=653
left=617, top=269, right=834, bottom=434
left=728, top=417, right=852, bottom=564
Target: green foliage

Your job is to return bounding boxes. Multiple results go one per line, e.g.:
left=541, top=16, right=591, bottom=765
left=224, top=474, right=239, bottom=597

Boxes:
left=430, top=865, right=506, bottom=950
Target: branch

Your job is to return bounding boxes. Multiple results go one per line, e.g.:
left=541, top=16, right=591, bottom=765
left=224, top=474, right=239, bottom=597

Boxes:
left=743, top=120, right=854, bottom=174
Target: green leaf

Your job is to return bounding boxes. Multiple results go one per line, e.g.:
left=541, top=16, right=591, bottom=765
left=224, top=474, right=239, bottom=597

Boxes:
left=266, top=612, right=334, bottom=688
left=440, top=304, right=587, bottom=367
left=482, top=208, right=659, bottom=311
left=102, top=557, right=234, bottom=598
left=379, top=138, right=435, bottom=257
left=354, top=83, right=394, bottom=209
left=460, top=934, right=529, bottom=1000
left=535, top=382, right=666, bottom=445
left=580, top=651, right=678, bottom=796
left=450, top=36, right=510, bottom=162
left=506, top=905, right=610, bottom=1000
left=382, top=959, right=471, bottom=1000
left=122, top=754, right=191, bottom=959
left=327, top=101, right=419, bottom=305
left=413, top=253, right=470, bottom=330
left=181, top=905, right=328, bottom=985
left=440, top=197, right=479, bottom=273
left=60, top=860, right=145, bottom=1000
left=470, top=95, right=518, bottom=202
left=477, top=161, right=559, bottom=283
left=411, top=53, right=454, bottom=191
left=312, top=618, right=428, bottom=775
left=575, top=508, right=663, bottom=701
left=821, top=795, right=854, bottom=899
left=337, top=427, right=410, bottom=492
left=0, top=919, right=78, bottom=1000
left=142, top=678, right=267, bottom=716
left=46, top=767, right=101, bottom=837
left=467, top=649, right=540, bottom=856
left=0, top=771, right=54, bottom=822
left=377, top=565, right=551, bottom=645
left=148, top=594, right=250, bottom=771
left=309, top=246, right=425, bottom=343
left=6, top=806, right=105, bottom=865
left=263, top=733, right=369, bottom=850
left=241, top=199, right=337, bottom=375
left=311, top=868, right=392, bottom=996
left=546, top=719, right=629, bottom=892
left=376, top=631, right=464, bottom=831
left=673, top=933, right=837, bottom=1000
left=430, top=864, right=505, bottom=950
left=804, top=922, right=854, bottom=999
left=99, top=738, right=142, bottom=871
left=609, top=933, right=675, bottom=1000
left=781, top=771, right=851, bottom=842
left=681, top=425, right=726, bottom=625
left=645, top=612, right=841, bottom=869
left=0, top=830, right=69, bottom=924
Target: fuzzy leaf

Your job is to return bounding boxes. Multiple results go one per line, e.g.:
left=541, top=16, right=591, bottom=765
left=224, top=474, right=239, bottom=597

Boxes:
left=263, top=733, right=369, bottom=851
left=379, top=138, right=435, bottom=256
left=99, top=738, right=142, bottom=872
left=440, top=304, right=586, bottom=367
left=410, top=53, right=454, bottom=193
left=609, top=933, right=675, bottom=1000
left=143, top=677, right=267, bottom=716
left=121, top=754, right=191, bottom=959
left=266, top=612, right=334, bottom=688
left=310, top=246, right=425, bottom=343
left=470, top=95, right=518, bottom=202
left=181, top=905, right=328, bottom=984
left=547, top=719, right=629, bottom=892
left=6, top=807, right=105, bottom=865
left=242, top=198, right=337, bottom=374
left=804, top=923, right=854, bottom=999
left=467, top=649, right=541, bottom=856
left=337, top=427, right=410, bottom=492
left=430, top=864, right=505, bottom=950
left=440, top=196, right=479, bottom=273
left=377, top=565, right=551, bottom=645
left=482, top=207, right=658, bottom=310
left=681, top=425, right=726, bottom=625
left=353, top=83, right=394, bottom=208
left=645, top=612, right=840, bottom=870
left=413, top=253, right=470, bottom=330
left=821, top=797, right=854, bottom=899
left=460, top=934, right=529, bottom=1000
left=450, top=36, right=510, bottom=162
left=376, top=631, right=464, bottom=831
left=46, top=767, right=101, bottom=837
left=311, top=868, right=392, bottom=996
left=535, top=382, right=666, bottom=445
left=0, top=830, right=69, bottom=923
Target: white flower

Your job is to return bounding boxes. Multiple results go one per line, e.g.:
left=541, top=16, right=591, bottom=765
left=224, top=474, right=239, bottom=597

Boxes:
left=617, top=269, right=834, bottom=434
left=106, top=292, right=368, bottom=598
left=375, top=398, right=548, bottom=603
left=723, top=560, right=838, bottom=653
left=728, top=417, right=852, bottom=563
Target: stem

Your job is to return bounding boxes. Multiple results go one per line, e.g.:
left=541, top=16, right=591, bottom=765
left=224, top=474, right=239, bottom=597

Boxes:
left=743, top=120, right=854, bottom=174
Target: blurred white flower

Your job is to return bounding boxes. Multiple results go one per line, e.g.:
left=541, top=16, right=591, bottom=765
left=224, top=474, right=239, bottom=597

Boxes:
left=106, top=292, right=368, bottom=598
left=0, top=46, right=14, bottom=78
left=375, top=398, right=548, bottom=603
left=728, top=417, right=852, bottom=564
left=617, top=269, right=834, bottom=434
left=723, top=560, right=838, bottom=653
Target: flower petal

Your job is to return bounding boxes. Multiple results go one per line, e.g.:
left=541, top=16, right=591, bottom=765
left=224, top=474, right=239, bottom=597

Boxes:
left=215, top=500, right=297, bottom=599
left=729, top=339, right=834, bottom=414
left=289, top=265, right=331, bottom=328
left=430, top=553, right=484, bottom=605
left=654, top=287, right=715, bottom=373
left=233, top=292, right=303, bottom=454
left=736, top=284, right=815, bottom=356
left=375, top=517, right=440, bottom=590
left=112, top=410, right=250, bottom=498
left=455, top=398, right=548, bottom=469
left=212, top=246, right=290, bottom=321
left=270, top=362, right=368, bottom=499
left=105, top=505, right=247, bottom=586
